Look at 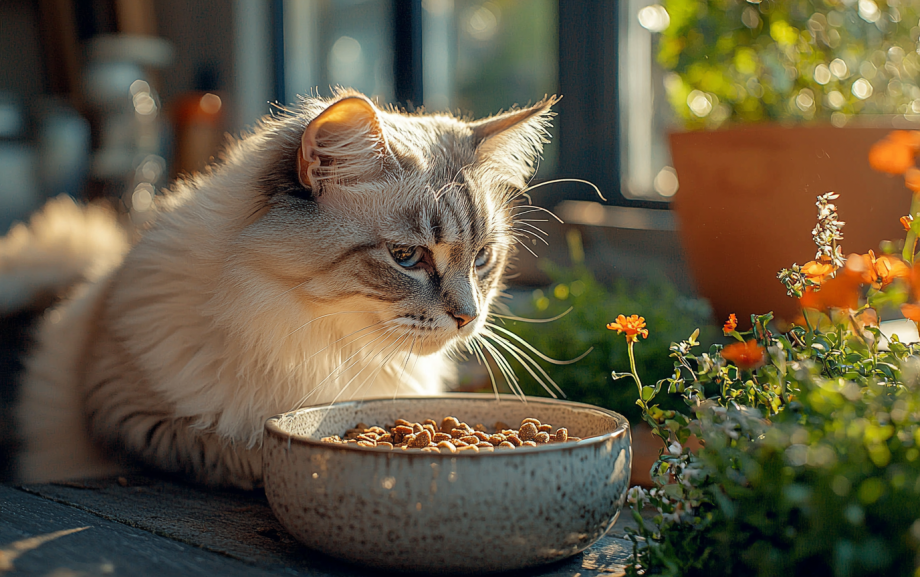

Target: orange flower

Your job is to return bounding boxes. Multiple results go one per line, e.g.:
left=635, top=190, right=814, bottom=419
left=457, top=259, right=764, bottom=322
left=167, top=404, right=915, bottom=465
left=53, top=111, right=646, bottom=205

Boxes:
left=801, top=260, right=835, bottom=285
left=902, top=215, right=914, bottom=231
left=873, top=253, right=910, bottom=288
left=902, top=303, right=920, bottom=322
left=607, top=314, right=649, bottom=343
left=849, top=250, right=910, bottom=289
left=868, top=140, right=915, bottom=175
left=910, top=263, right=920, bottom=302
left=887, top=130, right=920, bottom=150
left=799, top=270, right=862, bottom=312
left=723, top=313, right=738, bottom=334
left=721, top=340, right=766, bottom=370
left=906, top=167, right=920, bottom=193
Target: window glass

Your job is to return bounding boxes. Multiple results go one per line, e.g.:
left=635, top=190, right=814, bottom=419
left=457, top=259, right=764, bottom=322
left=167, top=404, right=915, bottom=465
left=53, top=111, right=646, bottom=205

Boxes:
left=422, top=0, right=558, bottom=174
left=284, top=0, right=394, bottom=104
left=618, top=0, right=676, bottom=202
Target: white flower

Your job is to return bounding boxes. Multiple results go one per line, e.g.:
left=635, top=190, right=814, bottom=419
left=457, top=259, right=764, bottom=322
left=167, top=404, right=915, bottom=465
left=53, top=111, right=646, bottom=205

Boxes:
left=627, top=486, right=647, bottom=506
left=668, top=441, right=683, bottom=456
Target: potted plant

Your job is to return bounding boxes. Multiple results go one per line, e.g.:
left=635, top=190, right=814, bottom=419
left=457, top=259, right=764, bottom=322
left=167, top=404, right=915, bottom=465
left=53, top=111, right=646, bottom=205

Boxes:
left=611, top=183, right=920, bottom=575
left=654, top=0, right=920, bottom=324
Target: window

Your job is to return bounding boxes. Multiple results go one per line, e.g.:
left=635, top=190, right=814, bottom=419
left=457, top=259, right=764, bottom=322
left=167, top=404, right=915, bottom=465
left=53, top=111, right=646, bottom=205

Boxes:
left=278, top=1, right=670, bottom=206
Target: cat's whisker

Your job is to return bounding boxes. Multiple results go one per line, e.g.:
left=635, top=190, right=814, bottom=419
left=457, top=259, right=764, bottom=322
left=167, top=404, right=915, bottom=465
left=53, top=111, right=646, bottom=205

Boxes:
left=394, top=333, right=419, bottom=399
left=480, top=328, right=565, bottom=399
left=329, top=328, right=412, bottom=406
left=514, top=222, right=549, bottom=237
left=469, top=338, right=500, bottom=401
left=489, top=307, right=574, bottom=324
left=295, top=326, right=399, bottom=408
left=520, top=178, right=606, bottom=202
left=509, top=204, right=564, bottom=223
left=293, top=319, right=390, bottom=367
left=485, top=322, right=593, bottom=366
left=511, top=228, right=549, bottom=246
left=285, top=310, right=383, bottom=338
left=476, top=336, right=525, bottom=401
left=311, top=331, right=407, bottom=430
left=512, top=238, right=540, bottom=259
left=347, top=329, right=415, bottom=402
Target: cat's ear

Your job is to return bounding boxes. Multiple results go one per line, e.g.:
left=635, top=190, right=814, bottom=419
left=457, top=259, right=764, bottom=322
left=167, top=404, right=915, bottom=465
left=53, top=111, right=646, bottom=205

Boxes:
left=298, top=96, right=389, bottom=192
left=469, top=95, right=560, bottom=189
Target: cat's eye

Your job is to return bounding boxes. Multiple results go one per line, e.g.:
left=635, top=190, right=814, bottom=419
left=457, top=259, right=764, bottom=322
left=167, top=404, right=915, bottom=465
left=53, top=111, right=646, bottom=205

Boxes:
left=388, top=245, right=424, bottom=268
left=475, top=247, right=492, bottom=268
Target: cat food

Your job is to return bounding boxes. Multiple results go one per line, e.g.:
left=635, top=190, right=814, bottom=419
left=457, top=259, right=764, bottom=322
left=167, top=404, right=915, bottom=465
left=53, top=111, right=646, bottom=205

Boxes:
left=320, top=416, right=581, bottom=452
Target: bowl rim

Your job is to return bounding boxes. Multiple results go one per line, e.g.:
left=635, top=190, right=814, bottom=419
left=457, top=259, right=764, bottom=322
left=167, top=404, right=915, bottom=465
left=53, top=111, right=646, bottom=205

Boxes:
left=263, top=393, right=630, bottom=457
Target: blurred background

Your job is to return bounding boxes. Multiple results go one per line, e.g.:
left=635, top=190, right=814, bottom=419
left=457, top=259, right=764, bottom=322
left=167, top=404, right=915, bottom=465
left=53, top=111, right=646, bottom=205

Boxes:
left=4, top=0, right=920, bottom=441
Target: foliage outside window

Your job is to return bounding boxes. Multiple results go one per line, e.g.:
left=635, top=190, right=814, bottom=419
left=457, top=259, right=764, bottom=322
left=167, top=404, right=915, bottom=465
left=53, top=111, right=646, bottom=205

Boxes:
left=656, top=0, right=920, bottom=129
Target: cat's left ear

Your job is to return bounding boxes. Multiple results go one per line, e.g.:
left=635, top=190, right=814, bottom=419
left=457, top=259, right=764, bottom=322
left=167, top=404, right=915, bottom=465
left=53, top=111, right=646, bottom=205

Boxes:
left=298, top=95, right=389, bottom=193
left=469, top=95, right=560, bottom=189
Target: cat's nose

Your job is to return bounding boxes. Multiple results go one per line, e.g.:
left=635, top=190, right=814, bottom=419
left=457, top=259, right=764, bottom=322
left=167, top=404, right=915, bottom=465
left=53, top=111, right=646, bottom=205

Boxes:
left=449, top=311, right=477, bottom=329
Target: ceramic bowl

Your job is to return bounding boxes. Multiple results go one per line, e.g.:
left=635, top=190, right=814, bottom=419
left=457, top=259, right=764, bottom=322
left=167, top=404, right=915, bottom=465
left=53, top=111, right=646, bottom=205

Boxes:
left=262, top=394, right=631, bottom=573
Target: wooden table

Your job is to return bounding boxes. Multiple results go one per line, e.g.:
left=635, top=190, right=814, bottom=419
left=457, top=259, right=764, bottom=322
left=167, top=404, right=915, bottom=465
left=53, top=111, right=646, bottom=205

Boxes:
left=1, top=474, right=638, bottom=576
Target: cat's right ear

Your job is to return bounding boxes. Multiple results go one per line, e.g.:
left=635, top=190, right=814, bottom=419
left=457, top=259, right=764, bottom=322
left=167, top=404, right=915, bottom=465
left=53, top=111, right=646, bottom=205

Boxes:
left=298, top=96, right=389, bottom=193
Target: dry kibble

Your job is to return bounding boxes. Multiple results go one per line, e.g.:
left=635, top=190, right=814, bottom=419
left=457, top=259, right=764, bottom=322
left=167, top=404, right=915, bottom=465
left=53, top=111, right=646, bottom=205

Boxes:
left=437, top=440, right=458, bottom=453
left=519, top=422, right=538, bottom=441
left=409, top=430, right=432, bottom=448
left=441, top=416, right=460, bottom=432
left=322, top=416, right=584, bottom=452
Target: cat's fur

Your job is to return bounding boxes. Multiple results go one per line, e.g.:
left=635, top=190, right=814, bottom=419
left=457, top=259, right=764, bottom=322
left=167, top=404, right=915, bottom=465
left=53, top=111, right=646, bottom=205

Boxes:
left=1, top=90, right=556, bottom=488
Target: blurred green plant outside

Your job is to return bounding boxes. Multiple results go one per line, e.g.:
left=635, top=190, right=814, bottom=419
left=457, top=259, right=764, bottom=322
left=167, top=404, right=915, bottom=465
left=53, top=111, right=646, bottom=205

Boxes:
left=657, top=0, right=920, bottom=128
left=500, top=255, right=719, bottom=424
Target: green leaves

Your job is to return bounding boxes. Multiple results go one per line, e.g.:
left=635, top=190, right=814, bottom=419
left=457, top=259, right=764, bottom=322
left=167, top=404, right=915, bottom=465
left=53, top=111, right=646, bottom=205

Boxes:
left=657, top=0, right=920, bottom=128
left=622, top=289, right=920, bottom=576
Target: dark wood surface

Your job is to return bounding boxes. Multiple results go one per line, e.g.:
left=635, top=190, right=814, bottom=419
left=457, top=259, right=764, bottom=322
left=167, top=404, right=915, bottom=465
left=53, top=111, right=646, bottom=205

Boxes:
left=1, top=474, right=639, bottom=576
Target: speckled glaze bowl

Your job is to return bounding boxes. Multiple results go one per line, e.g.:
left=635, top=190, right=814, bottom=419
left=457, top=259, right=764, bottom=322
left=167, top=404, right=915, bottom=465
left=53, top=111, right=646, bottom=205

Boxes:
left=262, top=394, right=631, bottom=573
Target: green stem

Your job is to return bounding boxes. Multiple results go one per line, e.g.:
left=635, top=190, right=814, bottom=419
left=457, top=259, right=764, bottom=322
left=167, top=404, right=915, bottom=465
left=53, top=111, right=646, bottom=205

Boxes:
left=902, top=194, right=920, bottom=265
left=627, top=341, right=643, bottom=402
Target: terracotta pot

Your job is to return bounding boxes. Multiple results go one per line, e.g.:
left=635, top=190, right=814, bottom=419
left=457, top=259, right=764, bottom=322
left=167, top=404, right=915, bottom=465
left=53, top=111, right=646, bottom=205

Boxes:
left=670, top=125, right=911, bottom=326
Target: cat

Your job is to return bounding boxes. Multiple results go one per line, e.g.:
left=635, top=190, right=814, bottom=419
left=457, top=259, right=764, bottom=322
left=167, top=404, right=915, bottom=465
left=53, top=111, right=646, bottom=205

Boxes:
left=0, top=90, right=559, bottom=489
